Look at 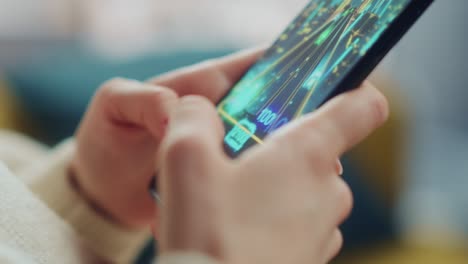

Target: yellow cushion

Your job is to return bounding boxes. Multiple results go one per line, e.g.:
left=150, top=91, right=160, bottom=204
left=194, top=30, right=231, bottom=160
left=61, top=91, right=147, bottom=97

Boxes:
left=0, top=78, right=28, bottom=131
left=349, top=74, right=408, bottom=208
left=336, top=242, right=468, bottom=264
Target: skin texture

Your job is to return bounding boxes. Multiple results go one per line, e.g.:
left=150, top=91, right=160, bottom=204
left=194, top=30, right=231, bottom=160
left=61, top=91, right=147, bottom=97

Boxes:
left=158, top=83, right=388, bottom=264
left=71, top=48, right=388, bottom=263
left=71, top=49, right=263, bottom=227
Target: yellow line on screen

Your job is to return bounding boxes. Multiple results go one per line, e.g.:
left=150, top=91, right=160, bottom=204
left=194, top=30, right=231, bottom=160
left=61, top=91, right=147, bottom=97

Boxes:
left=217, top=109, right=264, bottom=144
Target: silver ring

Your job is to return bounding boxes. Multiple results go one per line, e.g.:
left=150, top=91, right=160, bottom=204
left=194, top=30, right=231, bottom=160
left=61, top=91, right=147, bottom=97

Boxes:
left=149, top=176, right=162, bottom=204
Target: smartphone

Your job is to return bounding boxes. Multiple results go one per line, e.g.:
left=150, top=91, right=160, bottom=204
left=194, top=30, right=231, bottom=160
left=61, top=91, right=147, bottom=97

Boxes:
left=218, top=0, right=433, bottom=157
left=149, top=0, right=433, bottom=200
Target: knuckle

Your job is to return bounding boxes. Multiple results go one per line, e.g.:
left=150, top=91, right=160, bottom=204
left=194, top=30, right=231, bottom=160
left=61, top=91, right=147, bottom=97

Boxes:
left=95, top=78, right=128, bottom=101
left=367, top=90, right=389, bottom=126
left=101, top=77, right=127, bottom=93
left=335, top=179, right=353, bottom=220
left=331, top=230, right=344, bottom=259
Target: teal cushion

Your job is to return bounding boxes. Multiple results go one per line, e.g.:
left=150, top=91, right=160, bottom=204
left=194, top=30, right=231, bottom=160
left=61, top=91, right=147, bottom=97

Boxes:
left=6, top=46, right=233, bottom=143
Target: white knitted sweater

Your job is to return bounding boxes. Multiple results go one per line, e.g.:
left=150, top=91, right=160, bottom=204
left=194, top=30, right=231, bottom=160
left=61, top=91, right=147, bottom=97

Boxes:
left=0, top=131, right=217, bottom=264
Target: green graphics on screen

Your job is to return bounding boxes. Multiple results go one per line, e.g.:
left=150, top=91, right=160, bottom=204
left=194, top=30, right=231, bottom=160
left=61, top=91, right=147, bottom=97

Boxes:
left=218, top=0, right=411, bottom=154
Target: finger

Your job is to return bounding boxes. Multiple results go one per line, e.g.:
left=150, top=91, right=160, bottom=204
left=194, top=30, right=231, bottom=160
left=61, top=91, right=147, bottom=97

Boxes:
left=158, top=97, right=227, bottom=251
left=161, top=95, right=226, bottom=185
left=99, top=78, right=178, bottom=139
left=287, top=82, right=389, bottom=158
left=333, top=178, right=353, bottom=225
left=323, top=229, right=343, bottom=263
left=149, top=47, right=264, bottom=102
left=314, top=82, right=388, bottom=156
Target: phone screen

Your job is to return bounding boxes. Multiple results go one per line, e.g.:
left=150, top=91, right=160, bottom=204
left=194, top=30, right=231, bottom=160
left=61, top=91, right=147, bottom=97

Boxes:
left=218, top=0, right=414, bottom=155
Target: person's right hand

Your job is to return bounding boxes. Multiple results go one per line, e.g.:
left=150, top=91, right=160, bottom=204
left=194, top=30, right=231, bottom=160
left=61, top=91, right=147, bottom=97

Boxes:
left=157, top=82, right=389, bottom=264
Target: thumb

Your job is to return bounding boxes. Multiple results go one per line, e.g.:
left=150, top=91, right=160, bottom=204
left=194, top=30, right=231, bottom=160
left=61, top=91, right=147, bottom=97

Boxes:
left=160, top=95, right=226, bottom=198
left=158, top=96, right=227, bottom=252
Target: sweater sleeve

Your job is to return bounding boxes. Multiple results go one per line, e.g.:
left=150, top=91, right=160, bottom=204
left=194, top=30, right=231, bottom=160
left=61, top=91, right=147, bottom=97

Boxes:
left=0, top=132, right=220, bottom=264
left=19, top=139, right=152, bottom=263
left=0, top=162, right=101, bottom=264
left=0, top=244, right=36, bottom=264
left=0, top=130, right=48, bottom=178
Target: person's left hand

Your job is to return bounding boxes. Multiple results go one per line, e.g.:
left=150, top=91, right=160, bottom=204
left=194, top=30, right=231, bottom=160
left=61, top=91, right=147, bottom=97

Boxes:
left=70, top=49, right=262, bottom=228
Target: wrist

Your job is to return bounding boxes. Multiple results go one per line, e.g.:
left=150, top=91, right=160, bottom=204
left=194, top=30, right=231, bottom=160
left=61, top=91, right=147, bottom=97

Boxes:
left=27, top=139, right=151, bottom=262
left=67, top=165, right=130, bottom=228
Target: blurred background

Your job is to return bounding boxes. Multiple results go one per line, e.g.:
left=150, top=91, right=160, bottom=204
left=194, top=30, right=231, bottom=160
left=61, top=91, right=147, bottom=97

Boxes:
left=1, top=0, right=467, bottom=263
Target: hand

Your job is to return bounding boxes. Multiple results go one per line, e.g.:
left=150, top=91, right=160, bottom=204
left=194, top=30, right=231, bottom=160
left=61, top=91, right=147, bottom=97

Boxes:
left=70, top=49, right=262, bottom=228
left=158, top=82, right=388, bottom=263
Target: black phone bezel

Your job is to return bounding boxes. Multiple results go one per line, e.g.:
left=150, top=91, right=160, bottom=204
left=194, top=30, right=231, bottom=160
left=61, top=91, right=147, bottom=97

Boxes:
left=220, top=0, right=434, bottom=158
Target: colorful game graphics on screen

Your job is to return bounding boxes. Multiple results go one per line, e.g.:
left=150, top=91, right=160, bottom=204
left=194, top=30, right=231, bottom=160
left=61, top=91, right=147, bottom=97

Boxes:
left=218, top=0, right=411, bottom=154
